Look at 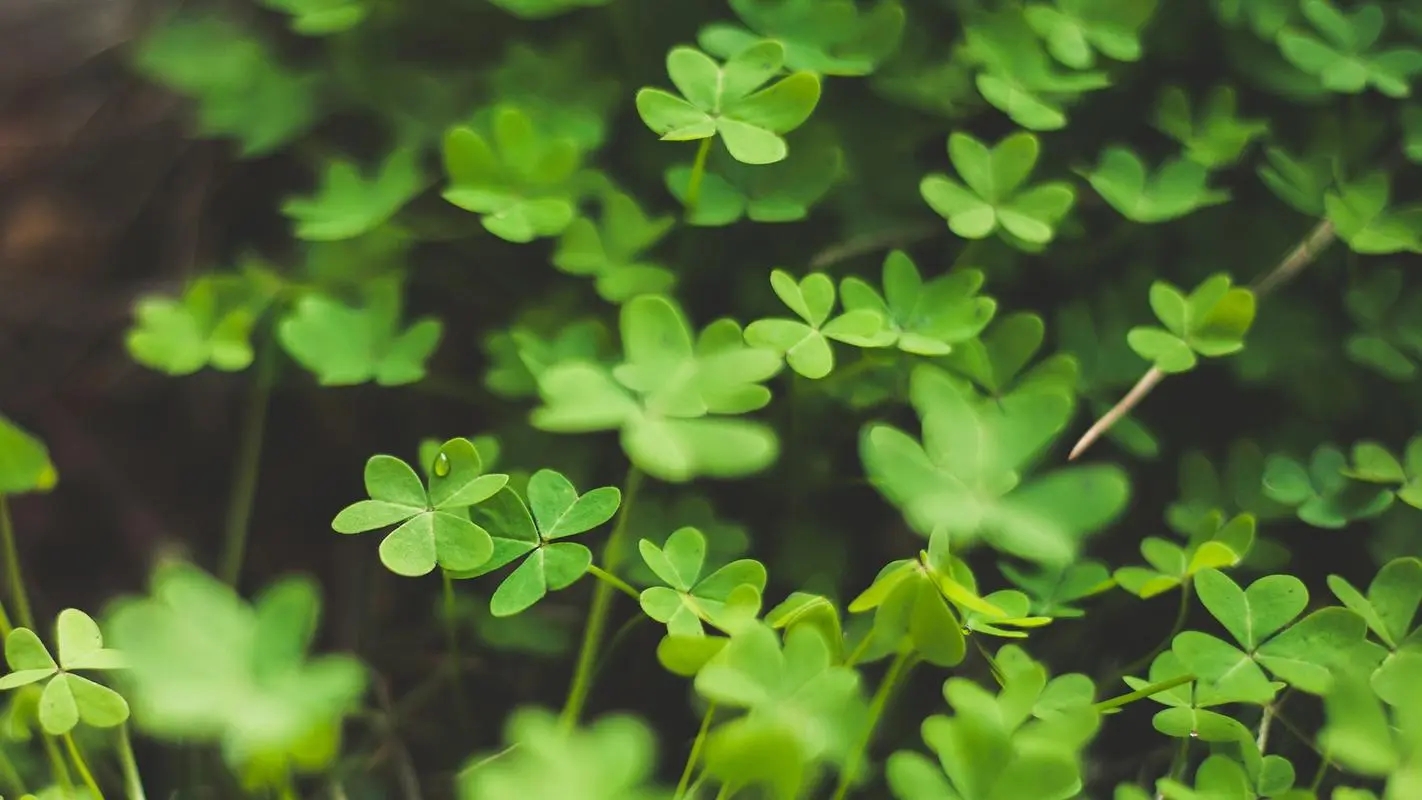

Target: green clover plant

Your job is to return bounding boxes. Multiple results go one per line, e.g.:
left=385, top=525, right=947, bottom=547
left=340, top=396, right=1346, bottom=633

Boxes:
left=1127, top=273, right=1257, bottom=374
left=838, top=250, right=997, bottom=357
left=920, top=131, right=1076, bottom=246
left=553, top=189, right=677, bottom=303
left=0, top=611, right=127, bottom=736
left=276, top=276, right=443, bottom=386
left=638, top=526, right=767, bottom=636
left=744, top=269, right=888, bottom=379
left=697, top=0, right=907, bottom=76
left=1083, top=146, right=1232, bottom=223
left=1153, top=85, right=1270, bottom=169
left=280, top=147, right=425, bottom=241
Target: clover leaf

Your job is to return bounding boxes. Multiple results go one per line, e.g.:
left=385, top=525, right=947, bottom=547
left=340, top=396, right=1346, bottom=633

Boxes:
left=127, top=271, right=277, bottom=376
left=920, top=131, right=1076, bottom=246
left=281, top=147, right=424, bottom=241
left=637, top=527, right=768, bottom=636
left=1342, top=437, right=1422, bottom=511
left=1124, top=651, right=1253, bottom=742
left=457, top=471, right=620, bottom=617
left=133, top=13, right=320, bottom=157
left=697, top=0, right=906, bottom=76
left=745, top=269, right=888, bottom=379
left=1128, top=273, right=1257, bottom=374
left=636, top=41, right=822, bottom=165
left=1257, top=142, right=1334, bottom=216
left=256, top=0, right=367, bottom=35
left=331, top=438, right=506, bottom=577
left=485, top=317, right=614, bottom=398
left=616, top=493, right=751, bottom=586
left=553, top=190, right=676, bottom=303
left=999, top=559, right=1114, bottom=618
left=838, top=250, right=997, bottom=357
left=487, top=41, right=620, bottom=153
left=1344, top=267, right=1422, bottom=380
left=1114, top=512, right=1255, bottom=599
left=1262, top=445, right=1395, bottom=529
left=104, top=563, right=367, bottom=775
left=1083, top=146, right=1231, bottom=223
left=1325, top=172, right=1422, bottom=255
left=1276, top=0, right=1422, bottom=98
left=1167, top=442, right=1291, bottom=534
left=861, top=365, right=1129, bottom=565
left=665, top=134, right=844, bottom=225
left=442, top=105, right=583, bottom=243
left=484, top=0, right=612, bottom=20
left=942, top=311, right=1080, bottom=400
left=1328, top=556, right=1422, bottom=706
left=531, top=296, right=783, bottom=482
left=0, top=414, right=57, bottom=495
left=277, top=277, right=443, bottom=386
left=963, top=10, right=1111, bottom=131
left=1318, top=669, right=1422, bottom=795
left=456, top=709, right=664, bottom=800
left=1153, top=85, right=1269, bottom=169
left=1025, top=0, right=1158, bottom=69
left=0, top=610, right=127, bottom=736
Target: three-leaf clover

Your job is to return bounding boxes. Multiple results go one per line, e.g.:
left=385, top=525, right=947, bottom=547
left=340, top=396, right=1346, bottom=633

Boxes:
left=1127, top=273, right=1257, bottom=374
left=744, top=269, right=888, bottom=379
left=1024, top=0, right=1158, bottom=69
left=127, top=271, right=277, bottom=376
left=838, top=250, right=997, bottom=356
left=1328, top=556, right=1422, bottom=706
left=635, top=41, right=822, bottom=165
left=442, top=105, right=583, bottom=243
left=552, top=190, right=676, bottom=303
left=999, top=559, right=1114, bottom=618
left=1082, top=146, right=1231, bottom=223
left=0, top=610, right=127, bottom=735
left=256, top=0, right=368, bottom=35
left=458, top=471, right=620, bottom=617
left=1325, top=172, right=1422, bottom=255
left=1114, top=512, right=1256, bottom=599
left=1276, top=0, right=1422, bottom=98
left=1124, top=650, right=1254, bottom=742
left=920, top=131, right=1076, bottom=246
left=1153, top=85, right=1269, bottom=169
left=1342, top=438, right=1422, bottom=511
left=277, top=277, right=443, bottom=386
left=281, top=147, right=424, bottom=241
left=331, top=438, right=507, bottom=577
left=963, top=10, right=1111, bottom=130
left=638, top=527, right=767, bottom=636
left=697, top=0, right=906, bottom=76
left=0, top=414, right=57, bottom=494
left=1318, top=668, right=1422, bottom=797
left=1263, top=445, right=1395, bottom=528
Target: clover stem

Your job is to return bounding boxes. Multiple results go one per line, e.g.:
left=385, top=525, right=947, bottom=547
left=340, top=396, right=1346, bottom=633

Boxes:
left=559, top=467, right=643, bottom=730
left=440, top=569, right=471, bottom=730
left=0, top=742, right=26, bottom=795
left=63, top=732, right=104, bottom=799
left=674, top=702, right=716, bottom=799
left=117, top=724, right=147, bottom=800
left=832, top=647, right=915, bottom=800
left=1112, top=580, right=1193, bottom=683
left=684, top=138, right=713, bottom=219
left=1092, top=672, right=1195, bottom=713
left=586, top=564, right=640, bottom=601
left=843, top=629, right=877, bottom=668
left=218, top=340, right=278, bottom=587
left=40, top=734, right=73, bottom=796
left=0, top=495, right=35, bottom=632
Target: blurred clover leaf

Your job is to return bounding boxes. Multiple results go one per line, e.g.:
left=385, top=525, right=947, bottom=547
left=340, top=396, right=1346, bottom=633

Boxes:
left=331, top=438, right=507, bottom=577
left=485, top=318, right=613, bottom=399
left=281, top=147, right=424, bottom=241
left=457, top=709, right=665, bottom=799
left=1167, top=442, right=1291, bottom=534
left=1263, top=444, right=1395, bottom=529
left=487, top=41, right=619, bottom=152
left=454, top=471, right=620, bottom=617
left=1327, top=556, right=1422, bottom=706
left=442, top=105, right=583, bottom=243
left=0, top=415, right=58, bottom=494
left=745, top=269, right=888, bottom=379
left=1257, top=142, right=1335, bottom=216
left=920, top=131, right=1077, bottom=247
left=1114, top=512, right=1256, bottom=599
left=765, top=592, right=845, bottom=663
left=1173, top=568, right=1368, bottom=698
left=695, top=624, right=866, bottom=799
left=665, top=133, right=844, bottom=225
left=256, top=0, right=368, bottom=35
left=638, top=526, right=768, bottom=636
left=531, top=295, right=784, bottom=482
left=0, top=610, right=127, bottom=736
left=127, top=269, right=278, bottom=376
left=134, top=13, right=320, bottom=157
left=941, top=311, right=1081, bottom=400
left=1344, top=267, right=1422, bottom=380
left=485, top=0, right=613, bottom=20
left=1325, top=172, right=1422, bottom=255
left=635, top=41, right=822, bottom=165
left=999, top=559, right=1114, bottom=618
left=697, top=0, right=906, bottom=76
left=553, top=190, right=676, bottom=303
left=962, top=10, right=1111, bottom=130
left=104, top=563, right=367, bottom=776
left=1318, top=668, right=1422, bottom=797
left=1342, top=438, right=1422, bottom=510
left=1127, top=273, right=1257, bottom=374
left=277, top=276, right=443, bottom=386
left=1024, top=0, right=1158, bottom=69
left=1276, top=0, right=1422, bottom=98
left=861, top=365, right=1129, bottom=565
left=1153, top=85, right=1269, bottom=169
left=1083, top=146, right=1231, bottom=223
left=839, top=250, right=997, bottom=357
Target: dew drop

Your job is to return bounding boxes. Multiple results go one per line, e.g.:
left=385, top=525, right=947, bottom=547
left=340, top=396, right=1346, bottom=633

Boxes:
left=434, top=452, right=451, bottom=477
left=1189, top=730, right=1199, bottom=739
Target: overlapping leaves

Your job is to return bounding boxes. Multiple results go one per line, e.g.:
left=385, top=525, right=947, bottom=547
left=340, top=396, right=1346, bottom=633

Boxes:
left=0, top=610, right=128, bottom=736
left=920, top=131, right=1076, bottom=247
left=1127, top=274, right=1257, bottom=374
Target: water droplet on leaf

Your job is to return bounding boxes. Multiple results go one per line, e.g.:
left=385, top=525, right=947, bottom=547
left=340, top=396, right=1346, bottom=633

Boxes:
left=434, top=452, right=451, bottom=477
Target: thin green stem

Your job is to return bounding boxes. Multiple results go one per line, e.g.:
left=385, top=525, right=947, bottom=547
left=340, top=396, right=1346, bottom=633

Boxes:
left=560, top=467, right=644, bottom=730
left=714, top=784, right=732, bottom=800
left=674, top=702, right=716, bottom=799
left=0, top=495, right=35, bottom=631
left=0, top=742, right=26, bottom=796
left=1093, top=673, right=1196, bottom=713
left=587, top=565, right=640, bottom=601
left=54, top=733, right=88, bottom=798
left=1113, top=581, right=1193, bottom=684
left=683, top=139, right=713, bottom=218
left=117, top=724, right=147, bottom=800
left=441, top=570, right=470, bottom=729
left=844, top=631, right=876, bottom=668
left=1310, top=746, right=1331, bottom=793
left=218, top=340, right=278, bottom=587
left=832, top=649, right=914, bottom=800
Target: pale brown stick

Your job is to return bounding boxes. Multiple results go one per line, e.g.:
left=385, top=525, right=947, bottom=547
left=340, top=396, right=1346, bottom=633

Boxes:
left=1068, top=219, right=1338, bottom=461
